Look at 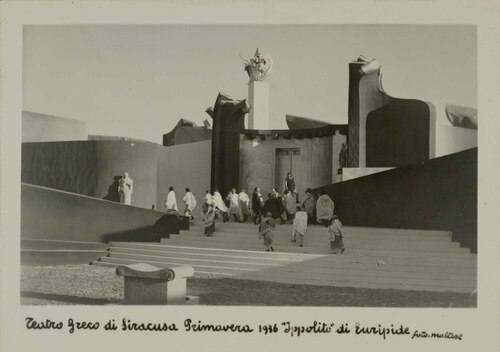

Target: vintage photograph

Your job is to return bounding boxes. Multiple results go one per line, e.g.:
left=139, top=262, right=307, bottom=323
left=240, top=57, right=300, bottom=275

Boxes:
left=20, top=24, right=477, bottom=307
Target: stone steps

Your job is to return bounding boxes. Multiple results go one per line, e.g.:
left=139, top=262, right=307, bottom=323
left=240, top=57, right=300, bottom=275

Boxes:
left=91, top=222, right=476, bottom=293
left=188, top=225, right=453, bottom=241
left=190, top=221, right=453, bottom=237
left=92, top=243, right=317, bottom=277
left=179, top=230, right=458, bottom=248
left=163, top=234, right=471, bottom=255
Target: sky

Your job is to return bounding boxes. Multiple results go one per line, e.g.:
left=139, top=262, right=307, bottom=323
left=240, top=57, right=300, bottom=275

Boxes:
left=23, top=25, right=477, bottom=144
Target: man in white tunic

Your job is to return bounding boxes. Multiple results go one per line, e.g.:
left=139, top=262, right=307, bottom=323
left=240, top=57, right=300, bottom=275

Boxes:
left=118, top=172, right=133, bottom=205
left=165, top=186, right=178, bottom=212
left=182, top=187, right=197, bottom=220
left=226, top=188, right=240, bottom=222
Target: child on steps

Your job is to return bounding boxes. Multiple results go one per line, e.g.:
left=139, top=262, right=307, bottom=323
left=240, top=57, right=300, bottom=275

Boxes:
left=258, top=212, right=275, bottom=252
left=328, top=215, right=345, bottom=254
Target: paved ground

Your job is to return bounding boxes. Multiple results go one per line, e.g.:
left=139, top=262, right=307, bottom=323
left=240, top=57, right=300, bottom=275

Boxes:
left=21, top=265, right=476, bottom=307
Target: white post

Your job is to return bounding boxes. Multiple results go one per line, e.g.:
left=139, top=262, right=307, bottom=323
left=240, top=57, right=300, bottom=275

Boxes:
left=248, top=81, right=270, bottom=130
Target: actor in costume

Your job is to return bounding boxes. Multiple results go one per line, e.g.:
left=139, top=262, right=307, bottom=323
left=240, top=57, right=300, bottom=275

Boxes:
left=203, top=204, right=216, bottom=236
left=328, top=215, right=345, bottom=254
left=182, top=187, right=197, bottom=220
left=252, top=187, right=264, bottom=224
left=292, top=205, right=308, bottom=247
left=226, top=188, right=241, bottom=222
left=258, top=212, right=275, bottom=252
left=238, top=189, right=250, bottom=223
left=165, top=186, right=178, bottom=212
left=212, top=189, right=228, bottom=221
left=316, top=189, right=334, bottom=227
left=203, top=190, right=212, bottom=215
left=301, top=188, right=316, bottom=223
left=261, top=193, right=282, bottom=221
left=284, top=189, right=297, bottom=221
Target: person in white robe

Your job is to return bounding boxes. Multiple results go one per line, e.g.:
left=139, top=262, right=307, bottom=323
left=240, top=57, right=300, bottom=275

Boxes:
left=118, top=172, right=133, bottom=205
left=316, top=189, right=334, bottom=227
left=182, top=187, right=197, bottom=220
left=292, top=205, right=308, bottom=247
left=212, top=189, right=228, bottom=221
left=238, top=189, right=250, bottom=222
left=165, top=186, right=178, bottom=212
left=203, top=190, right=212, bottom=215
left=226, top=188, right=240, bottom=222
left=284, top=189, right=297, bottom=221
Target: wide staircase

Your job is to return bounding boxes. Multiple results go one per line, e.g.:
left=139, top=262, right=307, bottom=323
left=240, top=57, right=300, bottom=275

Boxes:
left=92, top=219, right=476, bottom=293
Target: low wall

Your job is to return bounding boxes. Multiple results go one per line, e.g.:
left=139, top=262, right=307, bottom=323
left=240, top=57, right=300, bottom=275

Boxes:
left=436, top=124, right=477, bottom=157
left=21, top=183, right=188, bottom=244
left=314, top=148, right=477, bottom=252
left=342, top=167, right=394, bottom=181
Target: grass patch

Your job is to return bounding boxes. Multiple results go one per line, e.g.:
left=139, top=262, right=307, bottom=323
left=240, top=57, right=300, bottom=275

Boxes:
left=21, top=265, right=476, bottom=307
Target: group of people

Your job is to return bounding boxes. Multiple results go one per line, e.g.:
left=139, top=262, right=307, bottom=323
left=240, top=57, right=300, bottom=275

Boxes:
left=259, top=205, right=345, bottom=255
left=162, top=172, right=345, bottom=254
left=164, top=186, right=197, bottom=220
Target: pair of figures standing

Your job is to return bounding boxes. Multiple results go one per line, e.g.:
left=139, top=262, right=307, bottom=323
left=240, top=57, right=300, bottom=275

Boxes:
left=165, top=187, right=197, bottom=220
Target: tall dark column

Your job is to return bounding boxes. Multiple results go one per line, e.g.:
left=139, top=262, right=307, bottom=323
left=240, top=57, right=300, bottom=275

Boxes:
left=209, top=93, right=250, bottom=197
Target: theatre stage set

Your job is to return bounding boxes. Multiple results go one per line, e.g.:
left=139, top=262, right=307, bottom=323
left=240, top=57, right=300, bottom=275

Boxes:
left=21, top=53, right=477, bottom=295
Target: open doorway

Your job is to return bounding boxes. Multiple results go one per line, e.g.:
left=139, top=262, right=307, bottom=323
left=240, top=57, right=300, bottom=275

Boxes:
left=275, top=148, right=301, bottom=193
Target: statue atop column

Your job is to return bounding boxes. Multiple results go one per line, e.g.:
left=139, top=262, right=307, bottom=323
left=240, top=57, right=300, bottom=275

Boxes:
left=118, top=172, right=133, bottom=205
left=243, top=48, right=272, bottom=83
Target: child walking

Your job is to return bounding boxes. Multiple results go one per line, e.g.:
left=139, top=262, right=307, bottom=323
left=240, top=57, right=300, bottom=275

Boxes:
left=328, top=215, right=345, bottom=254
left=258, top=212, right=275, bottom=252
left=204, top=204, right=216, bottom=237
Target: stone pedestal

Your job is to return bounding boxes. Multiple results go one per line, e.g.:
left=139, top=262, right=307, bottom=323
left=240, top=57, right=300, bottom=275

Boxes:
left=248, top=81, right=270, bottom=130
left=116, top=263, right=194, bottom=305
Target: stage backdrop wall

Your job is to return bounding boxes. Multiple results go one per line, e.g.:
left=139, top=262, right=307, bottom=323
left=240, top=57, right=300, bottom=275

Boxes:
left=22, top=139, right=211, bottom=213
left=156, top=140, right=212, bottom=216
left=314, top=148, right=477, bottom=252
left=239, top=135, right=333, bottom=199
left=22, top=111, right=88, bottom=143
left=22, top=140, right=159, bottom=209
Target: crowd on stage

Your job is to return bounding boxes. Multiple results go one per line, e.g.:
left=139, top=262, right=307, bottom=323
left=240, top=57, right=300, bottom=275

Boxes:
left=163, top=172, right=345, bottom=254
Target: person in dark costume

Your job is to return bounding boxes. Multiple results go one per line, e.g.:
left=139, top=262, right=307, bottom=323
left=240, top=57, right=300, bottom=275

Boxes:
left=251, top=187, right=264, bottom=224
